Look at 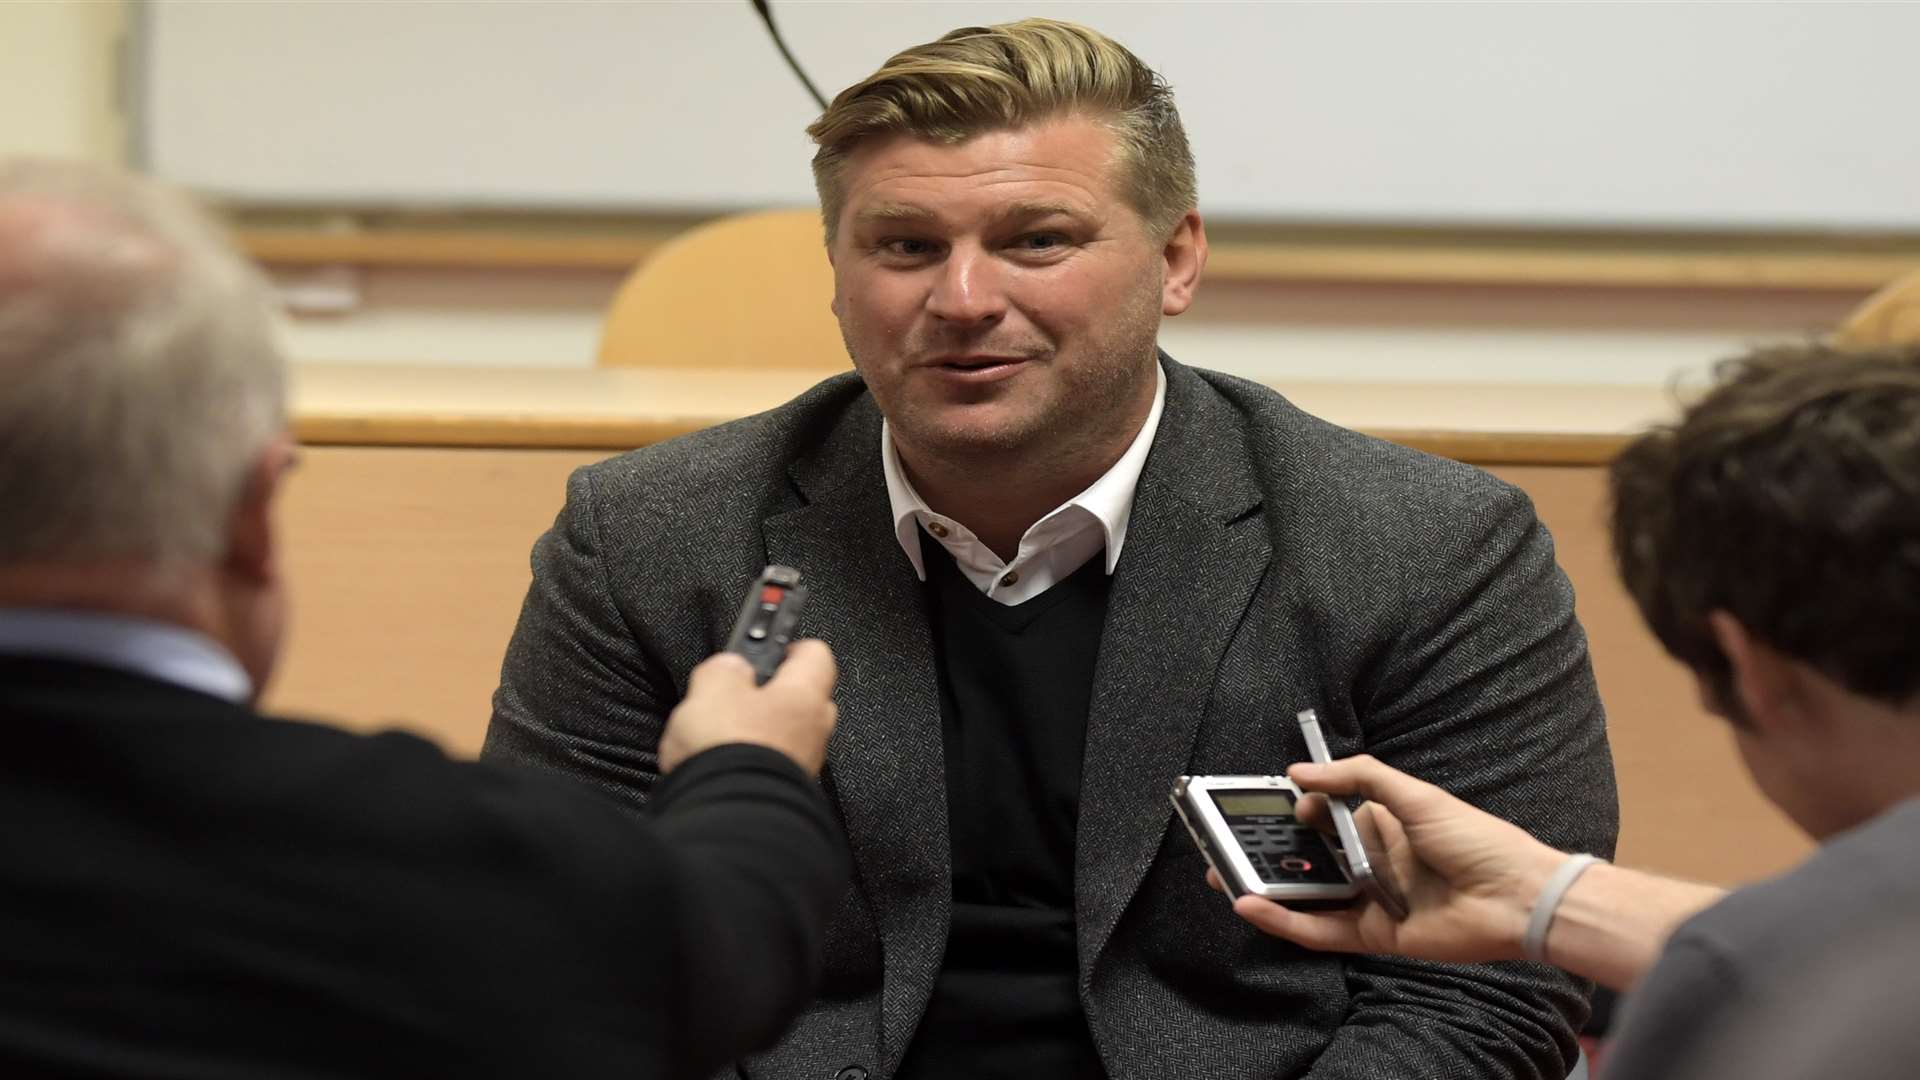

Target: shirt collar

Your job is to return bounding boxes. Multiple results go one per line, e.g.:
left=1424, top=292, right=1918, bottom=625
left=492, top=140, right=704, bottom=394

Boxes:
left=881, top=360, right=1167, bottom=581
left=0, top=607, right=254, bottom=704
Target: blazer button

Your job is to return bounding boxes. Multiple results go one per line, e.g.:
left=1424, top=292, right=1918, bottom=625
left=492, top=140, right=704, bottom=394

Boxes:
left=834, top=1068, right=869, bottom=1080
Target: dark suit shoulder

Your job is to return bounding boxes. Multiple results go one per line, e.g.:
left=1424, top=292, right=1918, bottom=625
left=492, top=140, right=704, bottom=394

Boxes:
left=2, top=666, right=679, bottom=1075
left=7, top=666, right=677, bottom=971
left=1182, top=366, right=1536, bottom=546
left=1193, top=367, right=1516, bottom=499
left=0, top=659, right=648, bottom=878
left=582, top=371, right=873, bottom=505
left=544, top=373, right=878, bottom=581
left=242, top=712, right=654, bottom=872
left=508, top=374, right=877, bottom=672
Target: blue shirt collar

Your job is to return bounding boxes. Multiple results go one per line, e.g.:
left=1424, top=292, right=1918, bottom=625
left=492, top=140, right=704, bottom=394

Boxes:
left=0, top=607, right=253, bottom=705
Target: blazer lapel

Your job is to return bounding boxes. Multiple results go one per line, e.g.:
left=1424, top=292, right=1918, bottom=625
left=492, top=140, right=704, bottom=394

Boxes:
left=762, top=397, right=949, bottom=1075
left=1076, top=360, right=1271, bottom=970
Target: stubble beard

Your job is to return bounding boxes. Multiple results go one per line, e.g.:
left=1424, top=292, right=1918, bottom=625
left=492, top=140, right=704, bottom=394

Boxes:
left=844, top=286, right=1164, bottom=482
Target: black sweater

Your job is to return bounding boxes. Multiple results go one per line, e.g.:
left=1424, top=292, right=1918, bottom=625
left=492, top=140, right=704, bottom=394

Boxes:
left=897, top=538, right=1112, bottom=1080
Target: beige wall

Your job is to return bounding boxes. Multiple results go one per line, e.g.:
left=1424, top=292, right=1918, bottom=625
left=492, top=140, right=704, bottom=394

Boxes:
left=0, top=0, right=125, bottom=163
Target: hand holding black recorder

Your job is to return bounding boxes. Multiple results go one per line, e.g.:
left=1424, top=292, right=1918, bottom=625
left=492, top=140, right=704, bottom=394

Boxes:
left=657, top=565, right=834, bottom=777
left=725, top=565, right=809, bottom=683
left=1171, top=708, right=1409, bottom=918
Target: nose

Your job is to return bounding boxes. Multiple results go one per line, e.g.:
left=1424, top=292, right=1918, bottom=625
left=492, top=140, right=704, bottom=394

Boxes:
left=924, top=243, right=1005, bottom=328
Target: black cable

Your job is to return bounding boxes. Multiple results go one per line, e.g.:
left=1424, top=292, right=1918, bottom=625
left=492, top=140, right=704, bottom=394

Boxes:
left=750, top=0, right=829, bottom=111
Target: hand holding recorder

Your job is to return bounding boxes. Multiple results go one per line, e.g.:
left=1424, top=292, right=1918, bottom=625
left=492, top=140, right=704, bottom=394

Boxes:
left=1219, top=753, right=1571, bottom=966
left=1227, top=753, right=1727, bottom=990
left=658, top=566, right=838, bottom=776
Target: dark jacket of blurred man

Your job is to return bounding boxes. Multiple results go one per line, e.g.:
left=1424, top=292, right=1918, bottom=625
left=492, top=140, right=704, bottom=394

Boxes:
left=0, top=158, right=849, bottom=1079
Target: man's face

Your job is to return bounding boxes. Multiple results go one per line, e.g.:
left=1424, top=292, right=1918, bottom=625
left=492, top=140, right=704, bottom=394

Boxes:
left=828, top=116, right=1195, bottom=471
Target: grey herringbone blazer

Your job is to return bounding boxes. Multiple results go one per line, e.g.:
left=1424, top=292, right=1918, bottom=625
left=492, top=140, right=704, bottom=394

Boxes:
left=485, top=356, right=1618, bottom=1080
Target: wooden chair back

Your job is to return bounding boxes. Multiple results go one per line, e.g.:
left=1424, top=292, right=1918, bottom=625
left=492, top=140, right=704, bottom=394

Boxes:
left=597, top=208, right=849, bottom=370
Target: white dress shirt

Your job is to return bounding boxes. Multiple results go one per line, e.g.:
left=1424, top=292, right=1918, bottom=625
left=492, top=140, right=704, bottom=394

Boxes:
left=882, top=363, right=1167, bottom=606
left=0, top=607, right=252, bottom=704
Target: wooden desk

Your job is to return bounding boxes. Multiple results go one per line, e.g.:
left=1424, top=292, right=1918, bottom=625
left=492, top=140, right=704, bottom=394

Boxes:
left=292, top=362, right=1670, bottom=463
left=273, top=365, right=1810, bottom=886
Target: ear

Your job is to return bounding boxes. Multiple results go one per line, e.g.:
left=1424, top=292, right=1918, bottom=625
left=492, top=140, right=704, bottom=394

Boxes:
left=1160, top=210, right=1208, bottom=317
left=223, top=433, right=296, bottom=588
left=826, top=237, right=845, bottom=320
left=1706, top=610, right=1807, bottom=735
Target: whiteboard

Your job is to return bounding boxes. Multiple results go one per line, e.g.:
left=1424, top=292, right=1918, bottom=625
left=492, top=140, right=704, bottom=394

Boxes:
left=137, top=0, right=1920, bottom=230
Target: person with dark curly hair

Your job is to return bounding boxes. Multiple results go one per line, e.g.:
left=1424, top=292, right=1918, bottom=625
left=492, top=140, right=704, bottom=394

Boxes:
left=1224, top=341, right=1920, bottom=1079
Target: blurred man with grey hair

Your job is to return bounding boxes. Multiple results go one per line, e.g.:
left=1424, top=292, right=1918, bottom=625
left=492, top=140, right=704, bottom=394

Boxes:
left=0, top=158, right=849, bottom=1078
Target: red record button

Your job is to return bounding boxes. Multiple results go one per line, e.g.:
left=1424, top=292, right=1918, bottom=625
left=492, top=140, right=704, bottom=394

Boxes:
left=760, top=585, right=786, bottom=604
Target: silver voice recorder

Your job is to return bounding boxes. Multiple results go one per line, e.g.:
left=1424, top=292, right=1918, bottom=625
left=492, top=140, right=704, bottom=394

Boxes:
left=1170, top=774, right=1360, bottom=905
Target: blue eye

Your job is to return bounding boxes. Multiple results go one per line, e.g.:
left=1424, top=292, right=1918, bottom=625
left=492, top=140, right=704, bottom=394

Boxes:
left=1019, top=234, right=1063, bottom=250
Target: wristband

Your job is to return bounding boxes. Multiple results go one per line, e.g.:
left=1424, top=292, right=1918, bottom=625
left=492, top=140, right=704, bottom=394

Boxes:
left=1523, top=853, right=1601, bottom=965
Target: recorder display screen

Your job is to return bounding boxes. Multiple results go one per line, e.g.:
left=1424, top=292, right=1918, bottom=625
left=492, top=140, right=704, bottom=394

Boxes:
left=1215, top=792, right=1297, bottom=817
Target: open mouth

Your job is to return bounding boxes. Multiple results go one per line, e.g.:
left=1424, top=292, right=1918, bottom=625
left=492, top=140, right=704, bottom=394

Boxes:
left=933, top=356, right=1027, bottom=374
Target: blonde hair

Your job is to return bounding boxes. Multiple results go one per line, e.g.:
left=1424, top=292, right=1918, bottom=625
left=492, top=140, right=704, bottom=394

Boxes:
left=807, top=18, right=1196, bottom=244
left=0, top=158, right=286, bottom=568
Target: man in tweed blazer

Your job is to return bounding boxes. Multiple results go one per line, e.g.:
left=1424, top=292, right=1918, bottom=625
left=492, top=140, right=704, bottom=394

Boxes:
left=486, top=18, right=1616, bottom=1080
